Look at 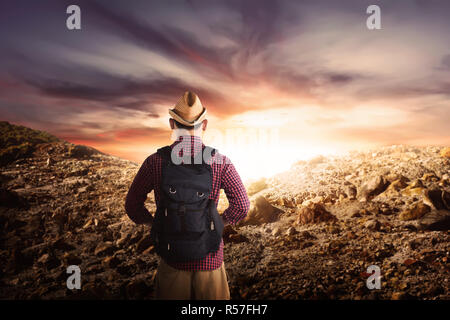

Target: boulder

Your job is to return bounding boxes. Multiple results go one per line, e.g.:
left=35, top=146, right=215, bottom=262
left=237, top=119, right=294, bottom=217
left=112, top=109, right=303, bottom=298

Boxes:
left=399, top=202, right=431, bottom=221
left=358, top=175, right=388, bottom=201
left=246, top=178, right=268, bottom=196
left=417, top=210, right=450, bottom=231
left=67, top=144, right=101, bottom=158
left=239, top=196, right=282, bottom=226
left=345, top=185, right=357, bottom=200
left=296, top=203, right=337, bottom=225
left=423, top=189, right=450, bottom=210
left=440, top=147, right=450, bottom=158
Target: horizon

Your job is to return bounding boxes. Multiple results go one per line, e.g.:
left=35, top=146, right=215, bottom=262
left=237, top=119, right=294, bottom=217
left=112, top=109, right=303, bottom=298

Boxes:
left=1, top=0, right=449, bottom=181
left=3, top=119, right=446, bottom=184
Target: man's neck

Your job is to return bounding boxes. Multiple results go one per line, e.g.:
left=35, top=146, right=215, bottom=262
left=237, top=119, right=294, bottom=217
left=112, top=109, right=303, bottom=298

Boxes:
left=172, top=129, right=203, bottom=141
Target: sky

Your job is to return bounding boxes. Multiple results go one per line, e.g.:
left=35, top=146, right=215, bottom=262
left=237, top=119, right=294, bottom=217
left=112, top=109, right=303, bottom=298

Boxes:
left=0, top=0, right=449, bottom=181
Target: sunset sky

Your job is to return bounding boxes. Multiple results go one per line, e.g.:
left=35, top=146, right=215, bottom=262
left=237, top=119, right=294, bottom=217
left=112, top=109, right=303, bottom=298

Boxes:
left=1, top=0, right=449, bottom=181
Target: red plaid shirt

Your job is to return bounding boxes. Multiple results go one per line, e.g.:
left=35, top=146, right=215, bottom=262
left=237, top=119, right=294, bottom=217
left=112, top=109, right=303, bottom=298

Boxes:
left=125, top=135, right=250, bottom=270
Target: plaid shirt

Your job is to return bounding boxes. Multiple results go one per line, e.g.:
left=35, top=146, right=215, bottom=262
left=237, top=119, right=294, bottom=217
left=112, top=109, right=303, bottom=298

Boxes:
left=125, top=135, right=250, bottom=270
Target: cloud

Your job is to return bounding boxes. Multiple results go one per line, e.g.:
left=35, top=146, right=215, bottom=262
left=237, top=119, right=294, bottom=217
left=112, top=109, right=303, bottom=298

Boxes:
left=440, top=54, right=450, bottom=70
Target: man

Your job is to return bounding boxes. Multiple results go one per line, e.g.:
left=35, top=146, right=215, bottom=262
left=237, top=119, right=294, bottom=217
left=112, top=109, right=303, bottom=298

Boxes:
left=125, top=91, right=250, bottom=300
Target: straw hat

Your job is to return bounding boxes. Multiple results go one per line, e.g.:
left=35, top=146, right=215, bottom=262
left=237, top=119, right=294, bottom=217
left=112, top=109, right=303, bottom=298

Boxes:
left=169, top=91, right=207, bottom=126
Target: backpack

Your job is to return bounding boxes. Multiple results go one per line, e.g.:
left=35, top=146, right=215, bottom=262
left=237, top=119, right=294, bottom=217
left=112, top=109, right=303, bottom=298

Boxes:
left=150, top=145, right=224, bottom=263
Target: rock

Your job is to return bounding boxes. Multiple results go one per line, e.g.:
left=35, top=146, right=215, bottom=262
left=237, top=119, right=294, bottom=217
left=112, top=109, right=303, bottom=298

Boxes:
left=116, top=264, right=134, bottom=276
left=358, top=175, right=388, bottom=201
left=125, top=279, right=152, bottom=299
left=142, top=245, right=155, bottom=255
left=37, top=253, right=60, bottom=270
left=282, top=197, right=296, bottom=208
left=239, top=196, right=283, bottom=226
left=296, top=203, right=337, bottom=225
left=81, top=282, right=107, bottom=299
left=300, top=231, right=316, bottom=239
left=421, top=173, right=438, bottom=182
left=443, top=190, right=450, bottom=209
left=67, top=144, right=101, bottom=158
left=228, top=233, right=248, bottom=243
left=94, top=242, right=116, bottom=256
left=345, top=185, right=357, bottom=200
left=364, top=219, right=381, bottom=231
left=77, top=186, right=88, bottom=194
left=0, top=187, right=29, bottom=208
left=377, top=176, right=409, bottom=199
left=46, top=157, right=55, bottom=167
left=399, top=202, right=431, bottom=221
left=223, top=224, right=247, bottom=243
left=247, top=178, right=267, bottom=196
left=391, top=292, right=407, bottom=300
left=440, top=147, right=450, bottom=158
left=63, top=252, right=82, bottom=265
left=285, top=227, right=298, bottom=236
left=116, top=233, right=131, bottom=247
left=401, top=184, right=426, bottom=197
left=136, top=235, right=152, bottom=253
left=423, top=189, right=450, bottom=210
left=271, top=227, right=281, bottom=236
left=222, top=225, right=238, bottom=243
left=346, top=231, right=357, bottom=240
left=417, top=210, right=450, bottom=231
left=327, top=225, right=340, bottom=234
left=274, top=197, right=284, bottom=206
left=51, top=237, right=76, bottom=251
left=102, top=256, right=121, bottom=268
left=308, top=155, right=325, bottom=165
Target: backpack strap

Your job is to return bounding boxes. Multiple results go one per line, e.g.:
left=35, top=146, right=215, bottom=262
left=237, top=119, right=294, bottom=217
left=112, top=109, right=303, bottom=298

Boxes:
left=157, top=146, right=172, bottom=165
left=202, top=146, right=216, bottom=165
left=158, top=144, right=216, bottom=165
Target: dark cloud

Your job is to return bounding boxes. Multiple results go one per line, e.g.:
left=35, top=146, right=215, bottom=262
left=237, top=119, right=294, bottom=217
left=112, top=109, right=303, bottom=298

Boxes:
left=357, top=81, right=450, bottom=100
left=84, top=1, right=237, bottom=80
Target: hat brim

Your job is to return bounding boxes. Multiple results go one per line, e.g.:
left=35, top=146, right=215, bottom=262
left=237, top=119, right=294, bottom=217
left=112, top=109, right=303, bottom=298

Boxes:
left=169, top=108, right=207, bottom=127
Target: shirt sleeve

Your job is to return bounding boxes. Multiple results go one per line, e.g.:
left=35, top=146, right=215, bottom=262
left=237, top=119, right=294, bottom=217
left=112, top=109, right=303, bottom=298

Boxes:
left=124, top=155, right=155, bottom=225
left=220, top=157, right=250, bottom=225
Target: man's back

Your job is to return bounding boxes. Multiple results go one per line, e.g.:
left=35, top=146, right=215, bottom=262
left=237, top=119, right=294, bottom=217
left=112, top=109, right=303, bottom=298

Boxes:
left=125, top=135, right=250, bottom=271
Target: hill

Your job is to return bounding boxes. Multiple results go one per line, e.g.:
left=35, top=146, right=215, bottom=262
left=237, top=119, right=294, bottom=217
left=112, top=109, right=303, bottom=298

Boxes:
left=0, top=121, right=449, bottom=299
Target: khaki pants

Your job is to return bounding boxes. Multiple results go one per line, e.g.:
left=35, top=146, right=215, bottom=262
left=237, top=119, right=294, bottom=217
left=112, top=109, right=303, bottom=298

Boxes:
left=154, top=259, right=230, bottom=300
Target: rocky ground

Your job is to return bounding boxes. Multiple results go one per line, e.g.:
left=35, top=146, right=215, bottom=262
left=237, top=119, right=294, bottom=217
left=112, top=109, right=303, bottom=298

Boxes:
left=0, top=122, right=449, bottom=300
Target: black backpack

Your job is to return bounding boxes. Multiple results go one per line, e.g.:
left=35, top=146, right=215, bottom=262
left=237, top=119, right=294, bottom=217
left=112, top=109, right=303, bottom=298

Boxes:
left=150, top=145, right=224, bottom=263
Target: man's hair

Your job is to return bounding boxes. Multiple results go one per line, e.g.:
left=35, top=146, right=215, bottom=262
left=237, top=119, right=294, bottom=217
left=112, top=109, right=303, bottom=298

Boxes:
left=173, top=119, right=202, bottom=131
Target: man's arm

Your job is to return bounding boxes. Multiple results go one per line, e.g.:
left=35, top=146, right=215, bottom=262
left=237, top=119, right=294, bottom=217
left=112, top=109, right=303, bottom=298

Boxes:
left=124, top=155, right=155, bottom=225
left=220, top=157, right=250, bottom=225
